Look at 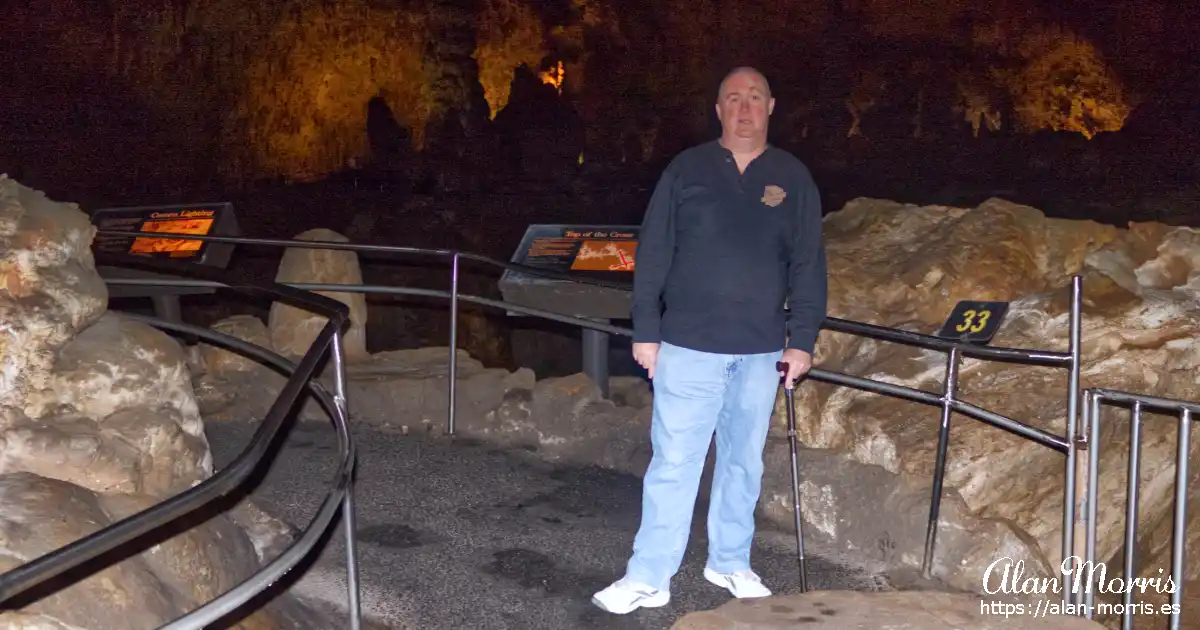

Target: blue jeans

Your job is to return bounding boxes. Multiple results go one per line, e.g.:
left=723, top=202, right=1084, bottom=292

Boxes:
left=624, top=341, right=783, bottom=591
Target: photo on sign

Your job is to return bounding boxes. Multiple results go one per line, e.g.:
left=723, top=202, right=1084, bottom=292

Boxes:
left=129, top=218, right=214, bottom=256
left=569, top=239, right=637, bottom=272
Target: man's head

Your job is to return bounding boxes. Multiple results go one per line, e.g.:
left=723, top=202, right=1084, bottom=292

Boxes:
left=715, top=66, right=775, bottom=146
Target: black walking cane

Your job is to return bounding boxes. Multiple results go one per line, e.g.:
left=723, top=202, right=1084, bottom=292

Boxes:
left=776, top=361, right=809, bottom=593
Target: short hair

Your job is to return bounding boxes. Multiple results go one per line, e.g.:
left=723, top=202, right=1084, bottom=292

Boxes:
left=718, top=66, right=772, bottom=100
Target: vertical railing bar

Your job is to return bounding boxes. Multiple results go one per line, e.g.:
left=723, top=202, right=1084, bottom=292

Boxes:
left=1121, top=400, right=1142, bottom=630
left=1085, top=392, right=1101, bottom=616
left=1075, top=391, right=1094, bottom=607
left=1169, top=409, right=1190, bottom=630
left=330, top=333, right=361, bottom=630
left=447, top=252, right=460, bottom=435
left=1063, top=275, right=1083, bottom=607
left=922, top=347, right=959, bottom=578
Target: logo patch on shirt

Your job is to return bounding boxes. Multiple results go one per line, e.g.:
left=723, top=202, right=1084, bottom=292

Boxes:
left=761, top=185, right=786, bottom=207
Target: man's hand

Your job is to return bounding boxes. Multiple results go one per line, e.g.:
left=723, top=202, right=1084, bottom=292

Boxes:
left=632, top=342, right=660, bottom=379
left=778, top=348, right=813, bottom=389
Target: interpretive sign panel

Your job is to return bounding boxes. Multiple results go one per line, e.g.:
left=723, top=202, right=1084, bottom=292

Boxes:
left=92, top=203, right=238, bottom=265
left=499, top=224, right=640, bottom=398
left=499, top=224, right=638, bottom=320
left=513, top=225, right=639, bottom=278
left=91, top=202, right=241, bottom=299
left=934, top=300, right=1009, bottom=344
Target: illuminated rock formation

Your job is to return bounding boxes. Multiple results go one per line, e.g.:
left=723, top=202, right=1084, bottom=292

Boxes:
left=954, top=71, right=1003, bottom=138
left=222, top=1, right=432, bottom=182
left=474, top=0, right=549, bottom=119
left=845, top=70, right=887, bottom=138
left=993, top=25, right=1134, bottom=139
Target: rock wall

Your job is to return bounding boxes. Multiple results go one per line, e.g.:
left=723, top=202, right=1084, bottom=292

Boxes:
left=767, top=197, right=1200, bottom=594
left=0, top=176, right=337, bottom=629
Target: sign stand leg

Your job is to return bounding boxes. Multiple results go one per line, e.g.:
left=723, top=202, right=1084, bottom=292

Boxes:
left=151, top=294, right=182, bottom=323
left=581, top=321, right=610, bottom=399
left=150, top=294, right=195, bottom=344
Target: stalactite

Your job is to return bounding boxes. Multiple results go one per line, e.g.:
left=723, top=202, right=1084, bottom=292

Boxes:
left=219, top=0, right=432, bottom=182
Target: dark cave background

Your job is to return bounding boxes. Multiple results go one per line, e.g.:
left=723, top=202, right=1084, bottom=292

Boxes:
left=2, top=0, right=1197, bottom=377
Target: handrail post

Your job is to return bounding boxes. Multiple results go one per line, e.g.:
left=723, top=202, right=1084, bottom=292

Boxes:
left=1170, top=409, right=1190, bottom=630
left=1062, top=274, right=1084, bottom=606
left=923, top=347, right=960, bottom=578
left=447, top=252, right=460, bottom=435
left=331, top=332, right=362, bottom=630
left=1121, top=401, right=1143, bottom=630
left=1085, top=391, right=1101, bottom=616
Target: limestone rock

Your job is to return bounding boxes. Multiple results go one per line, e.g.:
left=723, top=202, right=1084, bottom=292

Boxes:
left=30, top=311, right=207, bottom=440
left=758, top=445, right=1053, bottom=584
left=669, top=590, right=1107, bottom=629
left=343, top=347, right=534, bottom=430
left=268, top=228, right=369, bottom=363
left=98, top=492, right=263, bottom=608
left=0, top=179, right=351, bottom=629
left=610, top=376, right=652, bottom=409
left=772, top=197, right=1200, bottom=594
left=19, top=311, right=215, bottom=491
left=199, top=314, right=277, bottom=379
left=0, top=474, right=183, bottom=629
left=0, top=175, right=108, bottom=412
left=226, top=499, right=302, bottom=564
left=0, top=474, right=339, bottom=630
left=0, top=405, right=208, bottom=498
left=198, top=345, right=536, bottom=433
left=193, top=314, right=288, bottom=416
left=478, top=372, right=651, bottom=467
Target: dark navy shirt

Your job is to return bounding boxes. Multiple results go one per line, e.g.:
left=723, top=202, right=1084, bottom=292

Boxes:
left=630, top=140, right=828, bottom=355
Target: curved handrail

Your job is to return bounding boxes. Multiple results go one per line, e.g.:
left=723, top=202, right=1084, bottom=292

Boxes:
left=122, top=314, right=355, bottom=630
left=0, top=256, right=354, bottom=630
left=94, top=230, right=1072, bottom=364
left=102, top=277, right=1071, bottom=454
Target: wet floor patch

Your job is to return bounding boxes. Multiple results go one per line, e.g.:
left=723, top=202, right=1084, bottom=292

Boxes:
left=286, top=438, right=336, bottom=451
left=481, top=548, right=607, bottom=599
left=358, top=523, right=440, bottom=549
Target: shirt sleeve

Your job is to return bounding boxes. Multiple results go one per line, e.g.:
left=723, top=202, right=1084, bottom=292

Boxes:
left=786, top=170, right=828, bottom=354
left=630, top=167, right=678, bottom=343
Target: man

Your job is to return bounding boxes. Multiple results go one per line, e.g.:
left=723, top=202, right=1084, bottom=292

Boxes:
left=592, top=66, right=828, bottom=614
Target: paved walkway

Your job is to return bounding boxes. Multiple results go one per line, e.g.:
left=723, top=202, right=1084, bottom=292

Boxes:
left=206, top=420, right=884, bottom=630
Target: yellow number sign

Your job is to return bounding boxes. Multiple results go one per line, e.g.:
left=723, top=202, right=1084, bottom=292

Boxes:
left=935, top=301, right=1009, bottom=343
left=954, top=308, right=991, bottom=334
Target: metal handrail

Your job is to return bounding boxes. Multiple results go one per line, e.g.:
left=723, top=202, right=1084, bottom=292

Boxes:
left=1075, top=387, right=1196, bottom=630
left=102, top=272, right=1082, bottom=584
left=0, top=258, right=362, bottom=630
left=91, top=232, right=1091, bottom=617
left=136, top=316, right=358, bottom=630
left=94, top=228, right=1074, bottom=364
left=101, top=277, right=1073, bottom=454
left=10, top=225, right=1189, bottom=626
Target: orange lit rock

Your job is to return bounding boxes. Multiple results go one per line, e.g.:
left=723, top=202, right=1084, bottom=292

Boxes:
left=222, top=1, right=432, bottom=182
left=474, top=0, right=548, bottom=119
left=994, top=25, right=1134, bottom=139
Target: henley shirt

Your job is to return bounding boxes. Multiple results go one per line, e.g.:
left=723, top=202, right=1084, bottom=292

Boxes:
left=630, top=140, right=828, bottom=355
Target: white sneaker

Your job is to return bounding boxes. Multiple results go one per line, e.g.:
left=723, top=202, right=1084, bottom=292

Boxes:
left=591, top=578, right=670, bottom=614
left=703, top=567, right=773, bottom=598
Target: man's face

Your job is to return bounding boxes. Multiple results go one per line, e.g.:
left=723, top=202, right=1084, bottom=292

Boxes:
left=716, top=71, right=775, bottom=140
